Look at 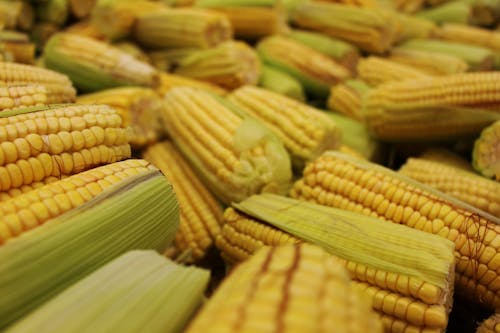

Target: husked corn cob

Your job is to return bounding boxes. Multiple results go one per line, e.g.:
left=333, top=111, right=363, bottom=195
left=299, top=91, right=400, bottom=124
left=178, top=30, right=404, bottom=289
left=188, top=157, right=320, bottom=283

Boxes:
left=290, top=151, right=500, bottom=309
left=364, top=72, right=500, bottom=142
left=258, top=65, right=305, bottom=102
left=143, top=142, right=223, bottom=262
left=228, top=85, right=342, bottom=168
left=357, top=56, right=431, bottom=87
left=77, top=87, right=164, bottom=149
left=0, top=163, right=179, bottom=328
left=36, top=0, right=69, bottom=26
left=64, top=20, right=109, bottom=41
left=398, top=39, right=494, bottom=71
left=186, top=243, right=384, bottom=333
left=416, top=1, right=471, bottom=24
left=0, top=159, right=154, bottom=244
left=287, top=29, right=360, bottom=74
left=0, top=31, right=35, bottom=64
left=69, top=0, right=97, bottom=18
left=419, top=148, right=474, bottom=171
left=43, top=33, right=159, bottom=92
left=91, top=0, right=168, bottom=40
left=389, top=49, right=469, bottom=75
left=327, top=80, right=371, bottom=121
left=0, top=85, right=75, bottom=112
left=134, top=8, right=232, bottom=49
left=156, top=72, right=227, bottom=97
left=257, top=36, right=351, bottom=98
left=217, top=194, right=455, bottom=333
left=0, top=1, right=34, bottom=31
left=289, top=1, right=398, bottom=54
left=174, top=41, right=260, bottom=90
left=161, top=87, right=291, bottom=204
left=0, top=104, right=131, bottom=193
left=473, top=120, right=500, bottom=180
left=477, top=313, right=500, bottom=333
left=6, top=250, right=209, bottom=333
left=399, top=157, right=500, bottom=217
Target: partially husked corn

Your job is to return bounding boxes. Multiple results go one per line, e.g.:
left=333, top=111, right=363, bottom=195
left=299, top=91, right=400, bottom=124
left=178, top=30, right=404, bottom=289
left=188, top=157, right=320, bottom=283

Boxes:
left=399, top=157, right=500, bottom=217
left=0, top=104, right=131, bottom=193
left=143, top=142, right=223, bottom=262
left=186, top=243, right=384, bottom=333
left=0, top=159, right=152, bottom=244
left=473, top=120, right=500, bottom=180
left=290, top=151, right=500, bottom=309
left=160, top=87, right=291, bottom=204
left=228, top=85, right=342, bottom=168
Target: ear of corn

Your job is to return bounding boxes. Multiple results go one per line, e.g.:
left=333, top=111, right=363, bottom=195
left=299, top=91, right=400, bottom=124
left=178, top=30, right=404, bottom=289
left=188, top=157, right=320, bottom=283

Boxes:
left=476, top=313, right=500, bottom=333
left=357, top=56, right=431, bottom=87
left=290, top=151, right=500, bottom=309
left=68, top=0, right=97, bottom=19
left=133, top=8, right=233, bottom=49
left=186, top=243, right=384, bottom=333
left=327, top=79, right=371, bottom=121
left=218, top=194, right=455, bottom=333
left=389, top=48, right=469, bottom=75
left=0, top=31, right=35, bottom=64
left=161, top=87, right=292, bottom=204
left=155, top=72, right=228, bottom=97
left=77, top=87, right=164, bottom=149
left=0, top=104, right=131, bottom=193
left=257, top=35, right=351, bottom=98
left=286, top=29, right=360, bottom=74
left=228, top=85, right=342, bottom=168
left=258, top=65, right=306, bottom=102
left=143, top=141, right=223, bottom=263
left=419, top=148, right=474, bottom=171
left=416, top=1, right=471, bottom=24
left=174, top=41, right=261, bottom=90
left=289, top=1, right=398, bottom=53
left=36, top=0, right=69, bottom=27
left=473, top=120, right=500, bottom=180
left=43, top=33, right=159, bottom=92
left=363, top=72, right=500, bottom=142
left=393, top=13, right=437, bottom=43
left=399, top=157, right=500, bottom=217
left=398, top=39, right=494, bottom=71
left=0, top=84, right=75, bottom=112
left=0, top=166, right=179, bottom=328
left=6, top=250, right=209, bottom=333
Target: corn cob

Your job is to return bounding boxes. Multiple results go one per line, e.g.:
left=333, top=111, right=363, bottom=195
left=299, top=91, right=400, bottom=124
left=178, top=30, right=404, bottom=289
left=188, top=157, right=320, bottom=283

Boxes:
left=64, top=20, right=109, bottom=41
left=217, top=194, right=455, bottom=333
left=327, top=80, right=371, bottom=121
left=91, top=0, right=169, bottom=40
left=258, top=65, right=306, bottom=102
left=143, top=142, right=222, bottom=262
left=289, top=1, right=398, bottom=54
left=392, top=13, right=437, bottom=43
left=325, top=111, right=383, bottom=162
left=0, top=104, right=131, bottom=194
left=0, top=1, right=34, bottom=31
left=36, top=0, right=69, bottom=26
left=399, top=157, right=500, bottom=217
left=31, top=22, right=59, bottom=51
left=389, top=49, right=469, bottom=75
left=186, top=243, right=384, bottom=333
left=473, top=120, right=500, bottom=180
left=0, top=163, right=179, bottom=328
left=416, top=1, right=471, bottom=24
left=112, top=41, right=150, bottom=63
left=0, top=85, right=75, bottom=112
left=364, top=72, right=500, bottom=142
left=69, top=0, right=97, bottom=18
left=0, top=159, right=154, bottom=244
left=228, top=85, right=342, bottom=168
left=419, top=148, right=474, bottom=171
left=161, top=87, right=291, bottom=204
left=357, top=57, right=431, bottom=87
left=290, top=151, right=500, bottom=309
left=156, top=72, right=228, bottom=97
left=477, top=313, right=500, bottom=333
left=6, top=250, right=209, bottom=333
left=174, top=41, right=260, bottom=90
left=134, top=8, right=232, bottom=49
left=398, top=39, right=494, bottom=71
left=43, top=33, right=159, bottom=92
left=257, top=36, right=351, bottom=98
left=0, top=31, right=35, bottom=64
left=286, top=29, right=360, bottom=74
left=77, top=87, right=163, bottom=149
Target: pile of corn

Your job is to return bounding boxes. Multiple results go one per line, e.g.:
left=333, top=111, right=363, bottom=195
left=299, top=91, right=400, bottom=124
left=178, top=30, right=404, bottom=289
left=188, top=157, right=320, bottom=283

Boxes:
left=1, top=0, right=500, bottom=332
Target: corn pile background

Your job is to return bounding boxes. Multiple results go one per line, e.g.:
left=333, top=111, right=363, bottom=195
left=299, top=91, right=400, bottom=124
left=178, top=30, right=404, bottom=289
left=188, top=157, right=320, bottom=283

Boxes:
left=0, top=0, right=500, bottom=332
